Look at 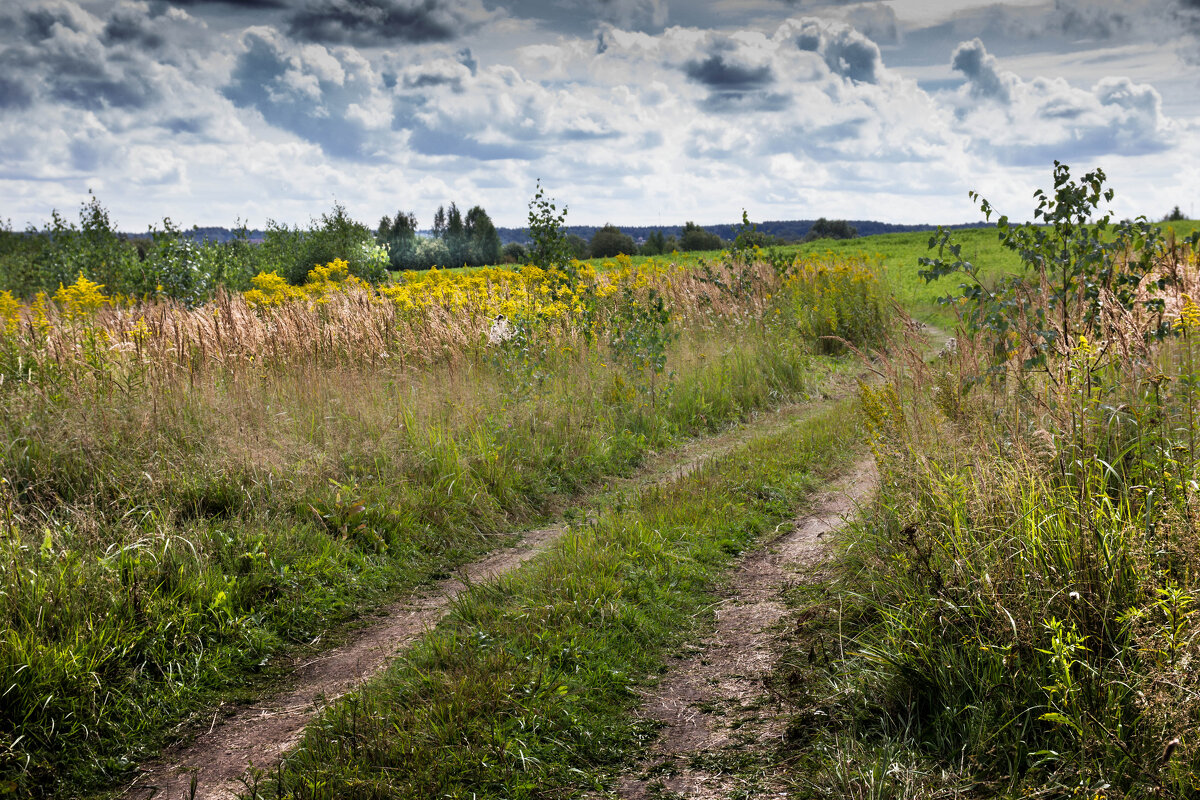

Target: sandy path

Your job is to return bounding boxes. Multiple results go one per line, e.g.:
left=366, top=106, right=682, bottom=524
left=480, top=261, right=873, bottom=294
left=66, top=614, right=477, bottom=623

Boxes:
left=612, top=458, right=877, bottom=800
left=121, top=397, right=843, bottom=800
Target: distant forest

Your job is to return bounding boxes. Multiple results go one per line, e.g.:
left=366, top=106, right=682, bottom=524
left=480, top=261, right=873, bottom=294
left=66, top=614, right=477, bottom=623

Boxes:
left=175, top=219, right=991, bottom=246
left=496, top=219, right=990, bottom=245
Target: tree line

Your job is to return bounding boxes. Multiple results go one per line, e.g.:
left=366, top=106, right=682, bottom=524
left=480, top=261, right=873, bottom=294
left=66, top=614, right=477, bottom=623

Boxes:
left=377, top=203, right=502, bottom=271
left=498, top=220, right=734, bottom=263
left=498, top=218, right=865, bottom=262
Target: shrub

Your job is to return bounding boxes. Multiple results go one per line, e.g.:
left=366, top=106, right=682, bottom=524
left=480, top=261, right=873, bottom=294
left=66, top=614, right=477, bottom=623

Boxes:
left=679, top=221, right=724, bottom=251
left=502, top=242, right=528, bottom=264
left=527, top=181, right=573, bottom=272
left=588, top=224, right=636, bottom=258
left=266, top=204, right=381, bottom=286
left=800, top=218, right=857, bottom=242
left=415, top=236, right=451, bottom=270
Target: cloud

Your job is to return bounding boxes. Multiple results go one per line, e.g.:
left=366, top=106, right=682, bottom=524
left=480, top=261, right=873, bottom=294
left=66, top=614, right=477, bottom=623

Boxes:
left=164, top=0, right=288, bottom=7
left=389, top=53, right=628, bottom=161
left=18, top=2, right=93, bottom=41
left=223, top=27, right=392, bottom=159
left=646, top=19, right=890, bottom=116
left=0, top=76, right=34, bottom=111
left=581, top=0, right=668, bottom=29
left=1174, top=0, right=1200, bottom=56
left=499, top=0, right=667, bottom=35
left=685, top=53, right=774, bottom=90
left=948, top=38, right=1172, bottom=165
left=0, top=0, right=216, bottom=115
left=10, top=11, right=161, bottom=110
left=681, top=39, right=788, bottom=112
left=775, top=18, right=882, bottom=83
left=286, top=0, right=492, bottom=45
left=951, top=38, right=1013, bottom=102
left=1, top=2, right=1193, bottom=232
left=904, top=0, right=1182, bottom=53
left=1037, top=0, right=1138, bottom=40
left=574, top=18, right=955, bottom=166
left=845, top=3, right=898, bottom=46
left=103, top=4, right=168, bottom=49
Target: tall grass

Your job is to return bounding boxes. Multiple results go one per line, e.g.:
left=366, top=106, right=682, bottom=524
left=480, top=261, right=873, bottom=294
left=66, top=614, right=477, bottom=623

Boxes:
left=239, top=400, right=864, bottom=800
left=775, top=208, right=1200, bottom=796
left=0, top=254, right=888, bottom=797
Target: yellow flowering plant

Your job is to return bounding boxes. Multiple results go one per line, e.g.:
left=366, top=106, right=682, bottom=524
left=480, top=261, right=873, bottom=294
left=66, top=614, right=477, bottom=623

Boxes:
left=54, top=274, right=109, bottom=321
left=0, top=290, right=20, bottom=336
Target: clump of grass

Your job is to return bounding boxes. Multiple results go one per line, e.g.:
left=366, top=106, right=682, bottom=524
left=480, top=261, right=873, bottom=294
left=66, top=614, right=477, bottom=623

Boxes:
left=0, top=256, right=785, bottom=390
left=782, top=254, right=892, bottom=355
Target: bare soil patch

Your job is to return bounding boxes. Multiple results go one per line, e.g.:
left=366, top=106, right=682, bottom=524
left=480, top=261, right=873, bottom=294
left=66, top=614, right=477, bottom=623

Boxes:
left=611, top=459, right=877, bottom=800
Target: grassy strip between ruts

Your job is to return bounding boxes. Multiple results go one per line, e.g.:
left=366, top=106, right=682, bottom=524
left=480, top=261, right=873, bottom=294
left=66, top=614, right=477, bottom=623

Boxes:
left=235, top=399, right=863, bottom=800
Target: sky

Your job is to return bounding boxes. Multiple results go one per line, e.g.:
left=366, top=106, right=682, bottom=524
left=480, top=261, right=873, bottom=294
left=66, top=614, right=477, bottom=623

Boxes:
left=2, top=0, right=1199, bottom=230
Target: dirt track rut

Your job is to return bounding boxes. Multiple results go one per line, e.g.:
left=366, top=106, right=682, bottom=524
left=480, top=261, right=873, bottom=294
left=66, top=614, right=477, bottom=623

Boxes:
left=611, top=459, right=877, bottom=800
left=123, top=396, right=843, bottom=800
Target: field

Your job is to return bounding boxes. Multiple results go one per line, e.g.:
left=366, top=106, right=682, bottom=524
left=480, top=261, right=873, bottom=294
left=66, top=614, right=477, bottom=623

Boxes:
left=3, top=176, right=1200, bottom=800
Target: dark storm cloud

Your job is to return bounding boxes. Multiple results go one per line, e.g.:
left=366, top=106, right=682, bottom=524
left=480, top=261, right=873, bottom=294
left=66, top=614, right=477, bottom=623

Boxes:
left=951, top=38, right=1011, bottom=102
left=50, top=73, right=159, bottom=110
left=811, top=30, right=879, bottom=82
left=104, top=7, right=167, bottom=48
left=160, top=0, right=290, bottom=8
left=22, top=9, right=61, bottom=39
left=22, top=6, right=85, bottom=39
left=682, top=43, right=786, bottom=114
left=287, top=0, right=483, bottom=45
left=1176, top=0, right=1200, bottom=38
left=3, top=22, right=163, bottom=111
left=222, top=29, right=384, bottom=159
left=403, top=72, right=460, bottom=88
left=0, top=76, right=34, bottom=110
left=685, top=54, right=773, bottom=90
left=492, top=0, right=666, bottom=35
left=1054, top=0, right=1130, bottom=40
left=779, top=19, right=882, bottom=83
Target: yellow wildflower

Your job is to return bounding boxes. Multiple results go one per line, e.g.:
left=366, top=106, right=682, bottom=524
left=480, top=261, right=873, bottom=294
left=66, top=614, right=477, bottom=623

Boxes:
left=1177, top=294, right=1200, bottom=332
left=54, top=274, right=108, bottom=320
left=0, top=290, right=20, bottom=335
